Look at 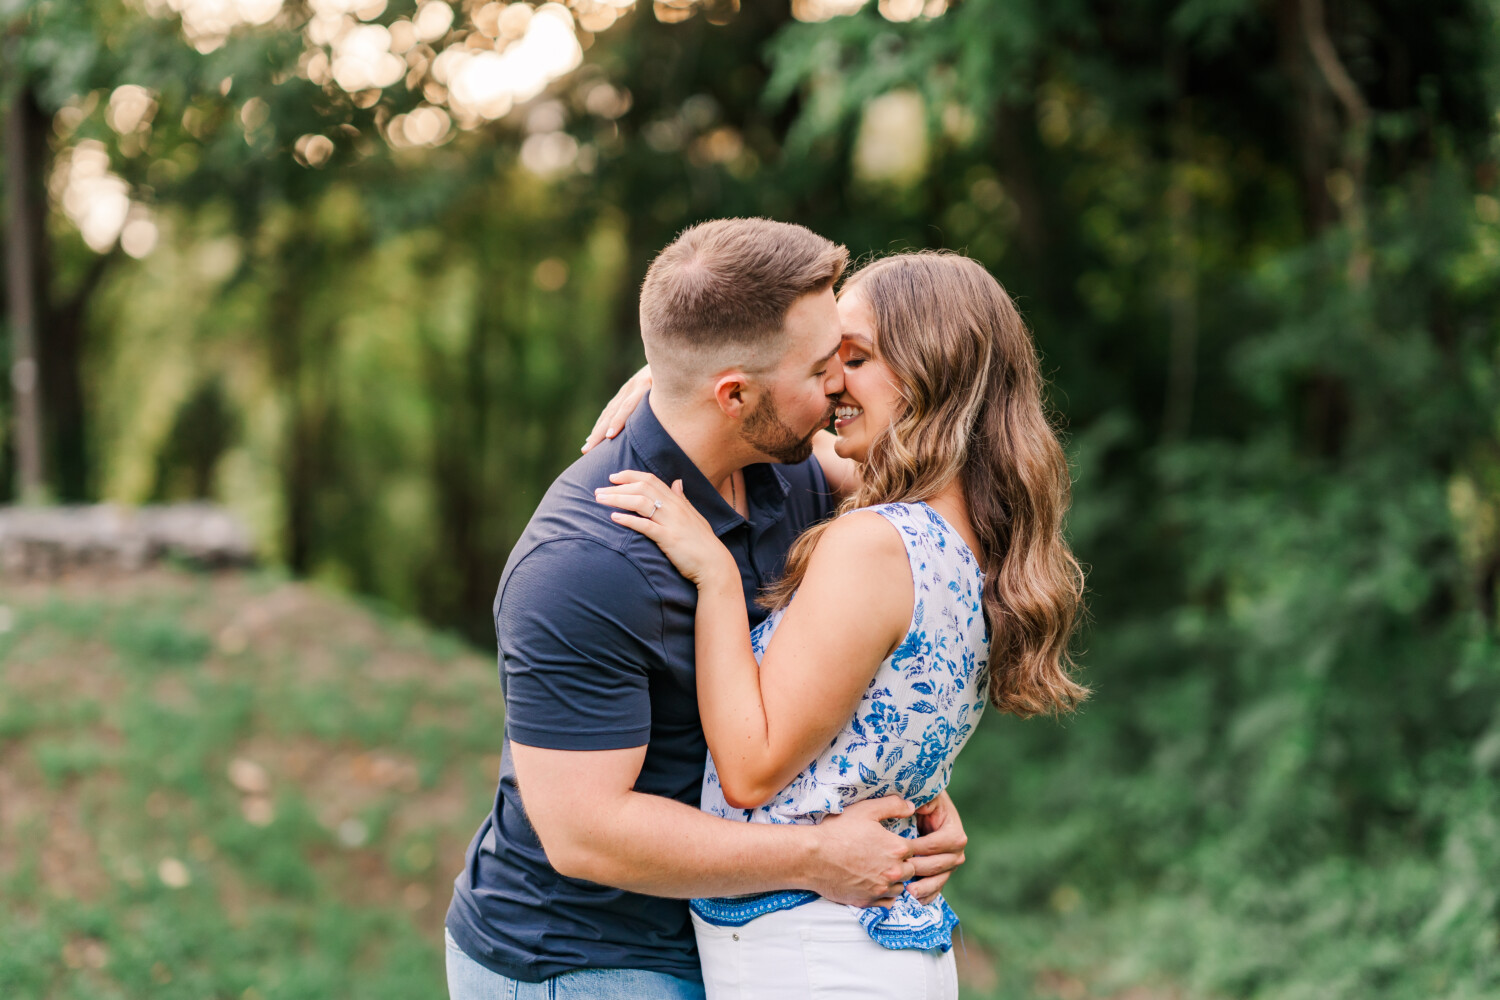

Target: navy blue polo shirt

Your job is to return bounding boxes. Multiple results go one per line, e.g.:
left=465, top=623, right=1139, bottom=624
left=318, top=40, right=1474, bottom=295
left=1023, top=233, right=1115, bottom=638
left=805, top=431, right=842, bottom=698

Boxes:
left=446, top=398, right=835, bottom=984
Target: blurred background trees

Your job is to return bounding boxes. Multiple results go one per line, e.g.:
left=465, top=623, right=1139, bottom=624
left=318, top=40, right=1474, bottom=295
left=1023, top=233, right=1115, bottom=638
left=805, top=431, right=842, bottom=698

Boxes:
left=4, top=0, right=1500, bottom=995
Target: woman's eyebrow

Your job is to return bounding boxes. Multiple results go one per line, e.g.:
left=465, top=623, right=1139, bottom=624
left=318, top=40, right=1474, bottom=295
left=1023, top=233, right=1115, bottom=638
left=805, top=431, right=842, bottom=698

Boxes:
left=841, top=332, right=874, bottom=349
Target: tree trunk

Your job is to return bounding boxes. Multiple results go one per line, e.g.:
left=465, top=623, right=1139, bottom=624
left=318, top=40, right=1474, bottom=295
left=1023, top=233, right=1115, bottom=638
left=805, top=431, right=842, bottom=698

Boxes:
left=3, top=79, right=47, bottom=503
left=1161, top=102, right=1198, bottom=443
left=45, top=251, right=109, bottom=501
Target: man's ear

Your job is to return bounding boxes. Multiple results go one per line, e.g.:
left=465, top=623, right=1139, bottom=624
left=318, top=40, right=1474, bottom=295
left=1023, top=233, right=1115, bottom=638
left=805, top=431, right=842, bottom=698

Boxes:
left=711, top=373, right=756, bottom=420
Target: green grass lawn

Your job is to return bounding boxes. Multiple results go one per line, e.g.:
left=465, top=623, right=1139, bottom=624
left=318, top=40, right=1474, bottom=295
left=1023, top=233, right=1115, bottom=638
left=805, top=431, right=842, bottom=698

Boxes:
left=0, top=567, right=502, bottom=1000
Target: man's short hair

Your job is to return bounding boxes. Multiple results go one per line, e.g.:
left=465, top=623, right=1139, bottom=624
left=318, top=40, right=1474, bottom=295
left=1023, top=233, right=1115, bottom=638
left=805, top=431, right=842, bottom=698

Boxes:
left=639, top=218, right=848, bottom=392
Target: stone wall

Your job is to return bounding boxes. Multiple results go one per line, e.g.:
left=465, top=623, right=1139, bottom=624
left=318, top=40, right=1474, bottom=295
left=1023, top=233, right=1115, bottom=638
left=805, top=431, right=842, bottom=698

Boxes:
left=0, top=504, right=255, bottom=577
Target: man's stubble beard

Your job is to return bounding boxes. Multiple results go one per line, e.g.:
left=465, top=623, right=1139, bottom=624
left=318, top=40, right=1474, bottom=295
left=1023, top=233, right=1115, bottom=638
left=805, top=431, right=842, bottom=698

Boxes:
left=740, top=391, right=830, bottom=465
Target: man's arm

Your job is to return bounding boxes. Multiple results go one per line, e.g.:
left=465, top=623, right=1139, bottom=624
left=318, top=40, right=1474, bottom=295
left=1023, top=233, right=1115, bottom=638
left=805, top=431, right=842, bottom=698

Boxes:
left=511, top=742, right=921, bottom=906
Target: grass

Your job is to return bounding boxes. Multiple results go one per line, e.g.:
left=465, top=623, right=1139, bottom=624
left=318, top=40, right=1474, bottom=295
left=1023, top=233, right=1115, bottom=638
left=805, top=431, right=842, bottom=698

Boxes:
left=0, top=567, right=503, bottom=1000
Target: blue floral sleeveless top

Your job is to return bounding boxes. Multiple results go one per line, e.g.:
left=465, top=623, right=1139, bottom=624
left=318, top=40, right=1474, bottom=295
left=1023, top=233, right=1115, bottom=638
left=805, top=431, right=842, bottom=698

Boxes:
left=690, top=502, right=990, bottom=951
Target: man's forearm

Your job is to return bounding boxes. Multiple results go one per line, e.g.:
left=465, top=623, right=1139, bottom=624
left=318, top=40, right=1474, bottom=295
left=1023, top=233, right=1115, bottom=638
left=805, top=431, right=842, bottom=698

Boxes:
left=549, top=788, right=819, bottom=899
left=512, top=742, right=921, bottom=907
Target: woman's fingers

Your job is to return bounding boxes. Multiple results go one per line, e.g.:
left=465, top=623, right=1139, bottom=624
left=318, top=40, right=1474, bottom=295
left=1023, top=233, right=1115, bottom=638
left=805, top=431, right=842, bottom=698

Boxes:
left=597, top=472, right=680, bottom=519
left=582, top=386, right=628, bottom=453
left=597, top=473, right=714, bottom=541
left=608, top=511, right=663, bottom=539
left=596, top=480, right=670, bottom=510
left=608, top=469, right=665, bottom=487
left=582, top=366, right=653, bottom=453
left=610, top=383, right=648, bottom=438
left=598, top=492, right=662, bottom=517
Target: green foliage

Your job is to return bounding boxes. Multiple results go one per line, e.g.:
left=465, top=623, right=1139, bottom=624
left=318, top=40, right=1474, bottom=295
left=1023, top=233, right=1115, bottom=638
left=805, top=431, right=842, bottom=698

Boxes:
left=3, top=0, right=1500, bottom=996
left=760, top=3, right=1500, bottom=997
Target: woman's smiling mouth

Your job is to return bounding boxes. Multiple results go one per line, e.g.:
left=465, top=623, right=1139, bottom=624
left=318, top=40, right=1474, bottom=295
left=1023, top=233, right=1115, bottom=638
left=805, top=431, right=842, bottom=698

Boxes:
left=833, top=404, right=863, bottom=429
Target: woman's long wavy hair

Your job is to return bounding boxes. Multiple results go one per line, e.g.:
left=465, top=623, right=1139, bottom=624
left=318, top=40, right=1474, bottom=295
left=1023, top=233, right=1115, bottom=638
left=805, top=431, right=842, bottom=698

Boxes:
left=763, top=251, right=1088, bottom=718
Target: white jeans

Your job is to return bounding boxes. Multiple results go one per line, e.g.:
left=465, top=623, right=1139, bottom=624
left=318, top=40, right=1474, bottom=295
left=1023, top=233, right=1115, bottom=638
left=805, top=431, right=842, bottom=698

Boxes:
left=691, top=899, right=958, bottom=1000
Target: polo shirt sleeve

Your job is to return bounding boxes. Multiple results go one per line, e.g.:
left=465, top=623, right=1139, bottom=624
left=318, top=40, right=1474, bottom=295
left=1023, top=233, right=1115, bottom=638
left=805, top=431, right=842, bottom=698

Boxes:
left=791, top=454, right=837, bottom=522
left=806, top=453, right=835, bottom=520
left=496, top=537, right=663, bottom=751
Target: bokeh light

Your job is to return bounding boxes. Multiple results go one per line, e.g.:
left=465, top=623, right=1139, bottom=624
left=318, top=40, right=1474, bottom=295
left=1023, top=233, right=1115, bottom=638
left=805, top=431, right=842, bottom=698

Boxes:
left=120, top=208, right=162, bottom=260
left=105, top=85, right=158, bottom=135
left=852, top=89, right=928, bottom=187
left=413, top=0, right=456, bottom=40
left=74, top=0, right=950, bottom=255
left=142, top=0, right=286, bottom=52
left=50, top=141, right=138, bottom=253
left=294, top=133, right=337, bottom=166
left=332, top=23, right=407, bottom=91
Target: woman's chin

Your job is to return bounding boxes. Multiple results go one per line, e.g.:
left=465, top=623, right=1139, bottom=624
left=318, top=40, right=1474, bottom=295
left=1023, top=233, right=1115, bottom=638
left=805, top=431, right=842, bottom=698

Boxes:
left=833, top=436, right=867, bottom=464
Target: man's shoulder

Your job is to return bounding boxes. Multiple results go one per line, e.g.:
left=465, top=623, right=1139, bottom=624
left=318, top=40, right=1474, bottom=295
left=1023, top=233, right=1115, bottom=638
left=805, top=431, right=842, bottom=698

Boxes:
left=500, top=440, right=667, bottom=600
left=777, top=454, right=835, bottom=521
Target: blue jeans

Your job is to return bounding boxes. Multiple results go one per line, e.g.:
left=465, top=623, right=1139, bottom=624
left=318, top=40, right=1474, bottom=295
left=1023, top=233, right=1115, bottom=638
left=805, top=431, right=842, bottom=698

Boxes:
left=445, top=929, right=706, bottom=1000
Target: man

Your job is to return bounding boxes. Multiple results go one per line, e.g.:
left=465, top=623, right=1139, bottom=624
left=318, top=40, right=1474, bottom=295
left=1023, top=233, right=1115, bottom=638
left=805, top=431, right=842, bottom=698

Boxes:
left=445, top=219, right=968, bottom=999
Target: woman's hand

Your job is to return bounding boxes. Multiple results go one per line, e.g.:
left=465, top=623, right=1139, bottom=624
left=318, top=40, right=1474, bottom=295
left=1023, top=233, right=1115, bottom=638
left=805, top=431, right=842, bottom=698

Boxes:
left=595, top=471, right=736, bottom=586
left=582, top=365, right=652, bottom=453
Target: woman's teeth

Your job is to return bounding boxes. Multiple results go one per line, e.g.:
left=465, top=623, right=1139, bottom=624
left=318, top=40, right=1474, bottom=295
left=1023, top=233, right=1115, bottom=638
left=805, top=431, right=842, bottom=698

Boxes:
left=835, top=405, right=862, bottom=421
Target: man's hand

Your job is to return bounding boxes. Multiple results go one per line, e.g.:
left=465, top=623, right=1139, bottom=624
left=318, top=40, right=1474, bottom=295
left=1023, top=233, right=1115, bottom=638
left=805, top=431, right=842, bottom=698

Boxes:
left=582, top=365, right=652, bottom=453
left=906, top=790, right=968, bottom=905
left=804, top=797, right=918, bottom=908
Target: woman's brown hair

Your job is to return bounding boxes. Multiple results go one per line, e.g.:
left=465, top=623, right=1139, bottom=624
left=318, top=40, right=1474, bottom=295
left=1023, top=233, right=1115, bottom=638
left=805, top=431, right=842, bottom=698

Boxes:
left=763, top=251, right=1088, bottom=717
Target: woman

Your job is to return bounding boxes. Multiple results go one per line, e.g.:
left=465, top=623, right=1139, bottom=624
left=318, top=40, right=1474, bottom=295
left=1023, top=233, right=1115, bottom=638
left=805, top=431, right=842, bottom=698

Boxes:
left=595, top=251, right=1087, bottom=999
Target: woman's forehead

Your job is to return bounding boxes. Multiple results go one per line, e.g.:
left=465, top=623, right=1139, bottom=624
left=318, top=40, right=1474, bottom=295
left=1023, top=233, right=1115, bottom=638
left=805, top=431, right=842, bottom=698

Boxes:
left=837, top=289, right=875, bottom=324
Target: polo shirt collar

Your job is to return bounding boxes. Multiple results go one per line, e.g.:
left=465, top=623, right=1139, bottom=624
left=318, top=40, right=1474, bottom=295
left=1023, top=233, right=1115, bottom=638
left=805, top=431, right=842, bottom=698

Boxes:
left=625, top=395, right=790, bottom=538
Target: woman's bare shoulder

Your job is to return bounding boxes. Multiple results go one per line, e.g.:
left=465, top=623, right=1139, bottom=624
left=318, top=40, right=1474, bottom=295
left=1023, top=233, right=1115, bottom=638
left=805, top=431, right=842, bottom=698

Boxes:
left=805, top=508, right=909, bottom=579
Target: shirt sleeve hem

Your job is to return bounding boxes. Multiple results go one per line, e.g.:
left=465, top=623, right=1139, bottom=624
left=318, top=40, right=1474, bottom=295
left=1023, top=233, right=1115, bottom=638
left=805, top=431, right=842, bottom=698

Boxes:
left=507, top=724, right=653, bottom=751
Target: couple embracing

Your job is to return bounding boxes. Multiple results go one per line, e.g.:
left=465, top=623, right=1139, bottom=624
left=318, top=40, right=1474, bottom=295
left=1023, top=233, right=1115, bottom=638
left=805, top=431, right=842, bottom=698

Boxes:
left=445, top=218, right=1088, bottom=999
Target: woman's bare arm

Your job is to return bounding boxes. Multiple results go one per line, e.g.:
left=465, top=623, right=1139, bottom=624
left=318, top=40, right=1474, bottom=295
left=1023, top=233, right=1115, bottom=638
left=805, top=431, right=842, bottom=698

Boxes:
left=693, top=512, right=909, bottom=806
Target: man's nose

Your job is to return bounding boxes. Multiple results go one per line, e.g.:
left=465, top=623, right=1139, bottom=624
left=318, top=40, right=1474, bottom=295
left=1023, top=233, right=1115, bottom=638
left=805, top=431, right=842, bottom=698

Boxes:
left=824, top=359, right=846, bottom=397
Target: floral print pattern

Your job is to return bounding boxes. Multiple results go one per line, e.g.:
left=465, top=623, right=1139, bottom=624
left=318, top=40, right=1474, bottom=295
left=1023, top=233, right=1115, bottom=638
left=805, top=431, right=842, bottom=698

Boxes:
left=691, top=502, right=990, bottom=951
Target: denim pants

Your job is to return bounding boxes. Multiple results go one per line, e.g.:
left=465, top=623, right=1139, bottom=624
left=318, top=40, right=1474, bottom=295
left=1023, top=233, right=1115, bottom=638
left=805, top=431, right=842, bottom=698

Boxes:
left=445, top=929, right=707, bottom=1000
